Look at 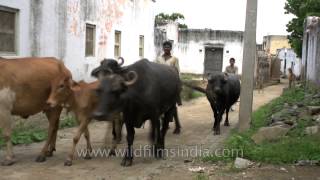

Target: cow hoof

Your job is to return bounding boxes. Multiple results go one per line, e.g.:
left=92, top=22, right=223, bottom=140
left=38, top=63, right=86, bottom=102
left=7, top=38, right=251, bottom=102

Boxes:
left=64, top=160, right=73, bottom=166
left=109, top=149, right=116, bottom=156
left=35, top=155, right=46, bottom=163
left=1, top=159, right=15, bottom=166
left=213, top=131, right=221, bottom=135
left=173, top=128, right=181, bottom=134
left=224, top=122, right=230, bottom=126
left=121, top=158, right=132, bottom=167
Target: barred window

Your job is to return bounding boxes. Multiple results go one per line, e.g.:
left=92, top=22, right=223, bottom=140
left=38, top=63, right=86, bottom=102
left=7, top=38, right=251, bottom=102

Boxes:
left=85, top=24, right=96, bottom=57
left=0, top=7, right=18, bottom=54
left=139, top=35, right=144, bottom=58
left=114, top=31, right=121, bottom=58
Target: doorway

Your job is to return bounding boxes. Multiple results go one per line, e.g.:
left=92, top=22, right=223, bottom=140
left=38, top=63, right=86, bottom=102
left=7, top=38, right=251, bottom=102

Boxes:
left=204, top=47, right=224, bottom=76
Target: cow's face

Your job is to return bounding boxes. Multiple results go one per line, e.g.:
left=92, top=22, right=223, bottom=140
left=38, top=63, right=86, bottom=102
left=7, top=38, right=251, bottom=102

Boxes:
left=92, top=71, right=138, bottom=120
left=47, top=75, right=73, bottom=108
left=207, top=73, right=228, bottom=95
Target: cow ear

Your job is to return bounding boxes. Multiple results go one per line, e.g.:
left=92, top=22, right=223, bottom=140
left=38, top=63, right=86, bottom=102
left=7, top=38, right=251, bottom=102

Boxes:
left=70, top=83, right=81, bottom=93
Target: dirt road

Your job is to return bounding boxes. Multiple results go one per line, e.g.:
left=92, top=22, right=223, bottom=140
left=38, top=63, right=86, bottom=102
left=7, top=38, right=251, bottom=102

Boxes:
left=3, top=83, right=317, bottom=180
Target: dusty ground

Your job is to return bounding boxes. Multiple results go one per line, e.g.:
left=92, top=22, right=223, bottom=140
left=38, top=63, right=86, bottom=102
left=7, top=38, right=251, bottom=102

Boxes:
left=1, top=83, right=319, bottom=180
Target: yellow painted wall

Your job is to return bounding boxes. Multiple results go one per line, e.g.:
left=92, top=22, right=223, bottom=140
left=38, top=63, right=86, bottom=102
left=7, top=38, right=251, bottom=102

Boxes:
left=264, top=36, right=291, bottom=55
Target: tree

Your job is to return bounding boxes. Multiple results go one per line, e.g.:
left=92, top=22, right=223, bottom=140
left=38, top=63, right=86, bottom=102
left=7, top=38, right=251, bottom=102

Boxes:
left=285, top=0, right=320, bottom=57
left=155, top=12, right=188, bottom=29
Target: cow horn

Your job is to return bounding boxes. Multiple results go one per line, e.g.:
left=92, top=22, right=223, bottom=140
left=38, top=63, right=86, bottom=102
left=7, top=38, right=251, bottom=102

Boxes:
left=124, top=71, right=138, bottom=86
left=91, top=67, right=101, bottom=77
left=118, top=57, right=124, bottom=66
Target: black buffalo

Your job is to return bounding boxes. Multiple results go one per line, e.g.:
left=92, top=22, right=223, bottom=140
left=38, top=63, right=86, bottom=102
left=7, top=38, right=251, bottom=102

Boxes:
left=184, top=73, right=240, bottom=135
left=92, top=59, right=181, bottom=166
left=92, top=58, right=182, bottom=134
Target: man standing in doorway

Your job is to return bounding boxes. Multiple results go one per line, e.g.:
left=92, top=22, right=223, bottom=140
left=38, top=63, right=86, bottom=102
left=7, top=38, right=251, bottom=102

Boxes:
left=155, top=40, right=182, bottom=134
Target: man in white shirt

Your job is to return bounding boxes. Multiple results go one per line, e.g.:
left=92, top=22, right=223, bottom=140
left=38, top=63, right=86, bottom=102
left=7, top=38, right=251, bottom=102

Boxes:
left=224, top=57, right=238, bottom=75
left=155, top=41, right=182, bottom=134
left=155, top=41, right=180, bottom=74
left=155, top=41, right=181, bottom=105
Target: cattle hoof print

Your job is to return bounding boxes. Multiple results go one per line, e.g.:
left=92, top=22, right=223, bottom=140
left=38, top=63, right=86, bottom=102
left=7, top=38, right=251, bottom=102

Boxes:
left=64, top=160, right=73, bottom=166
left=1, top=159, right=15, bottom=166
left=35, top=155, right=46, bottom=163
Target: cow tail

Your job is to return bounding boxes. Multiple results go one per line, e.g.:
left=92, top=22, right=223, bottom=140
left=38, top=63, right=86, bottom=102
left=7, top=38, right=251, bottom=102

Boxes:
left=182, top=82, right=206, bottom=94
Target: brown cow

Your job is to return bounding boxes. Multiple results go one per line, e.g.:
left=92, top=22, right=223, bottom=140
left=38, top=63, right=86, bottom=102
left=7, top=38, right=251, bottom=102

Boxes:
left=46, top=73, right=123, bottom=166
left=0, top=57, right=68, bottom=165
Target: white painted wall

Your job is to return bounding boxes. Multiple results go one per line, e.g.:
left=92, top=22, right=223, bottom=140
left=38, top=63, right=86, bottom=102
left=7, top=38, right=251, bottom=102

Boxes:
left=302, top=16, right=320, bottom=85
left=277, top=48, right=301, bottom=76
left=175, top=41, right=243, bottom=74
left=173, top=30, right=244, bottom=74
left=0, top=0, right=156, bottom=81
left=63, top=0, right=157, bottom=81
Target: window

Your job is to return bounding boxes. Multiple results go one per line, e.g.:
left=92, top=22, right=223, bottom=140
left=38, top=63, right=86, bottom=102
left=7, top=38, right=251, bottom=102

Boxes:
left=139, top=35, right=144, bottom=58
left=0, top=7, right=18, bottom=54
left=85, top=24, right=96, bottom=57
left=114, top=31, right=121, bottom=58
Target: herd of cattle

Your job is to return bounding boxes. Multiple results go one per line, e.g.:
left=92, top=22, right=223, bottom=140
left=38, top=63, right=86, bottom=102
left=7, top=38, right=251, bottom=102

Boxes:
left=0, top=57, right=240, bottom=167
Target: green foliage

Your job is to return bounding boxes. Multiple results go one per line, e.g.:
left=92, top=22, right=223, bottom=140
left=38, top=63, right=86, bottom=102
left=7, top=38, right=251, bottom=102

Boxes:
left=181, top=74, right=206, bottom=101
left=0, top=115, right=77, bottom=148
left=194, top=174, right=209, bottom=180
left=250, top=87, right=305, bottom=130
left=181, top=73, right=203, bottom=81
left=203, top=86, right=320, bottom=164
left=181, top=86, right=205, bottom=101
left=11, top=129, right=47, bottom=145
left=155, top=12, right=188, bottom=28
left=178, top=23, right=188, bottom=29
left=285, top=0, right=320, bottom=57
left=191, top=91, right=205, bottom=99
left=0, top=123, right=47, bottom=147
left=59, top=115, right=77, bottom=129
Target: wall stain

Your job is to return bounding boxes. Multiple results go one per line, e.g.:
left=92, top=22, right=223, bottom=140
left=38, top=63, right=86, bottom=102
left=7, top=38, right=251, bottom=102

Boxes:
left=30, top=0, right=43, bottom=56
left=96, top=0, right=125, bottom=58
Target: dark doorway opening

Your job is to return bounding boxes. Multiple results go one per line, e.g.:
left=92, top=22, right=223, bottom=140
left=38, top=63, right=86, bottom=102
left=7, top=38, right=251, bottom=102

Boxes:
left=204, top=47, right=224, bottom=77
